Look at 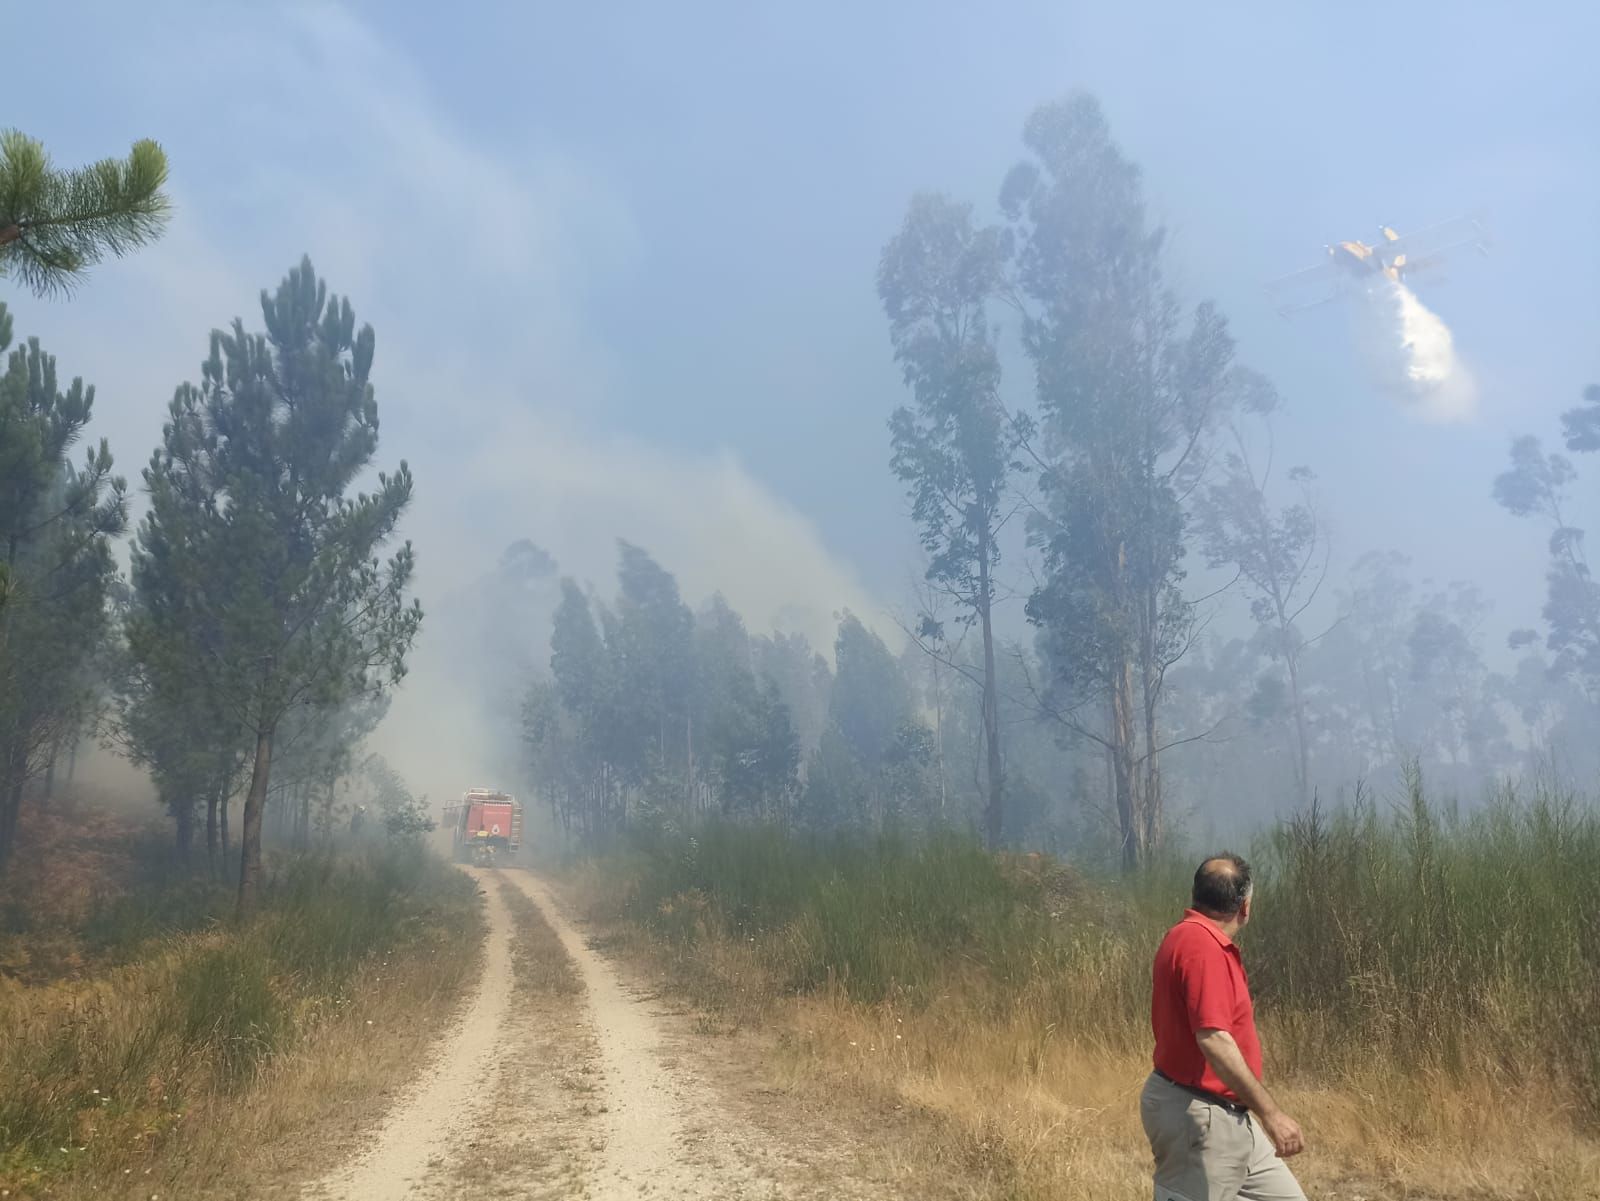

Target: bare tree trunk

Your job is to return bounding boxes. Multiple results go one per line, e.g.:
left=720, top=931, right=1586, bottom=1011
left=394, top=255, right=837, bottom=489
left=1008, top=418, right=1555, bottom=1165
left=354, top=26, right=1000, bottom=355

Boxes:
left=0, top=765, right=24, bottom=870
left=934, top=666, right=947, bottom=819
left=1285, top=649, right=1312, bottom=810
left=1139, top=656, right=1162, bottom=865
left=1136, top=554, right=1167, bottom=867
left=221, top=792, right=231, bottom=859
left=1140, top=706, right=1162, bottom=863
left=1110, top=669, right=1140, bottom=872
left=206, top=790, right=221, bottom=879
left=174, top=799, right=195, bottom=864
left=977, top=540, right=1004, bottom=849
left=321, top=769, right=338, bottom=848
left=1104, top=743, right=1116, bottom=838
left=1107, top=537, right=1144, bottom=873
left=236, top=727, right=273, bottom=919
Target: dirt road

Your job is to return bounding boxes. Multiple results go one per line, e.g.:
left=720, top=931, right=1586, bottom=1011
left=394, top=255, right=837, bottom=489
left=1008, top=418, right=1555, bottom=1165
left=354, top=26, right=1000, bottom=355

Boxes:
left=306, top=870, right=516, bottom=1201
left=305, top=869, right=904, bottom=1201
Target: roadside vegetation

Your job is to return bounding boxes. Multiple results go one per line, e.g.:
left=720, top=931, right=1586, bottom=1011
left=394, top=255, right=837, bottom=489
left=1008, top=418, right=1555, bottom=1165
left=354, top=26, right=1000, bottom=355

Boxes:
left=573, top=776, right=1600, bottom=1200
left=0, top=805, right=479, bottom=1199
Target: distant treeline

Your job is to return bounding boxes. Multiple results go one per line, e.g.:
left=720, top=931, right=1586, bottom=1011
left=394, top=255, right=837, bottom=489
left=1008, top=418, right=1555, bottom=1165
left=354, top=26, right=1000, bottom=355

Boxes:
left=521, top=93, right=1600, bottom=862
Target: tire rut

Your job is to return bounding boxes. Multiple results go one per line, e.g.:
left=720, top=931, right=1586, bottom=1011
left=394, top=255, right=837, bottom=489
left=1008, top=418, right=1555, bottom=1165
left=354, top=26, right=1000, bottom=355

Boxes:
left=305, top=868, right=513, bottom=1201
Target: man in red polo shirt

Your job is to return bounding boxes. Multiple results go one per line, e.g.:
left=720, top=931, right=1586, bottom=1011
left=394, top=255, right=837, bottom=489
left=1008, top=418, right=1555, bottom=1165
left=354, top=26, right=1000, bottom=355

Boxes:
left=1140, top=854, right=1307, bottom=1201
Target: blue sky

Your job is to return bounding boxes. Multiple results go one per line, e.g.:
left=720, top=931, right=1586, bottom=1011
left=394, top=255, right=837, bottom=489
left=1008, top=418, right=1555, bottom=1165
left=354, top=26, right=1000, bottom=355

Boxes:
left=9, top=2, right=1598, bottom=789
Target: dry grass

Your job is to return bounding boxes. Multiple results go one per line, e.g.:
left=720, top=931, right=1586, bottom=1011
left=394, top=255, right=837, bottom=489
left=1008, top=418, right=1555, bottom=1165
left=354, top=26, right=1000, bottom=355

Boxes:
left=0, top=803, right=194, bottom=982
left=563, top=816, right=1600, bottom=1201
left=498, top=877, right=582, bottom=998
left=767, top=989, right=1600, bottom=1200
left=0, top=847, right=482, bottom=1200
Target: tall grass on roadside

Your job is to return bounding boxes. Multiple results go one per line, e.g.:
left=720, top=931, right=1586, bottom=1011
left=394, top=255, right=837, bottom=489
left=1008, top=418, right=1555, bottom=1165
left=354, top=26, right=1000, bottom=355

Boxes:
left=609, top=825, right=1073, bottom=1003
left=1251, top=772, right=1600, bottom=1112
left=592, top=774, right=1600, bottom=1119
left=0, top=844, right=478, bottom=1187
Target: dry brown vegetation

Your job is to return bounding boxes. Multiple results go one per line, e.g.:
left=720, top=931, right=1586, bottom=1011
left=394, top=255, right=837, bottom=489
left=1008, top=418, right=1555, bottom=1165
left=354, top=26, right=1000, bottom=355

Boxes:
left=0, top=817, right=481, bottom=1201
left=562, top=811, right=1600, bottom=1201
left=0, top=803, right=177, bottom=982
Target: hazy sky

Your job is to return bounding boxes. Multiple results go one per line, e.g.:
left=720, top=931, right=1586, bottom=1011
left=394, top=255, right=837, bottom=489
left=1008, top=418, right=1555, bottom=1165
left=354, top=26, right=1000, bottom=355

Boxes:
left=10, top=2, right=1598, bottom=792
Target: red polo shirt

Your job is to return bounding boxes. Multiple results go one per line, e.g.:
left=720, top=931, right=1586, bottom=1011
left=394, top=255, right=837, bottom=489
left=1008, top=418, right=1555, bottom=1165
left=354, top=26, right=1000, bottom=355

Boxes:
left=1151, top=909, right=1263, bottom=1102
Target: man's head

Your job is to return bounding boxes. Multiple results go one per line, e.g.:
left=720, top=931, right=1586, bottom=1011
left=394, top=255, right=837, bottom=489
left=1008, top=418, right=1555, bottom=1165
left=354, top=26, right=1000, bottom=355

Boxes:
left=1192, top=852, right=1253, bottom=930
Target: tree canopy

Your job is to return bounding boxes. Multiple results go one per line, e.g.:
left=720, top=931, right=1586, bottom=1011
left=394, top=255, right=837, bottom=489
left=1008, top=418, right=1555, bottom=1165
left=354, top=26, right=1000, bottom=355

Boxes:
left=129, top=256, right=421, bottom=915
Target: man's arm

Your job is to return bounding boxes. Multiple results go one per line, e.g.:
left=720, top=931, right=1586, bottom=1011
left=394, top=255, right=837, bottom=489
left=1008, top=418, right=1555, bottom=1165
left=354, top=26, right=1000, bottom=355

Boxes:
left=1195, top=1028, right=1305, bottom=1158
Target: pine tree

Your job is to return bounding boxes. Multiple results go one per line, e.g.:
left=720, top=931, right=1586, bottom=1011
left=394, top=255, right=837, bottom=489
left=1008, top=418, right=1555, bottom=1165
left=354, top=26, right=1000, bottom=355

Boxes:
left=0, top=305, right=126, bottom=866
left=613, top=541, right=695, bottom=811
left=130, top=257, right=421, bottom=916
left=114, top=636, right=247, bottom=871
left=0, top=131, right=170, bottom=297
left=546, top=578, right=621, bottom=841
left=802, top=612, right=927, bottom=831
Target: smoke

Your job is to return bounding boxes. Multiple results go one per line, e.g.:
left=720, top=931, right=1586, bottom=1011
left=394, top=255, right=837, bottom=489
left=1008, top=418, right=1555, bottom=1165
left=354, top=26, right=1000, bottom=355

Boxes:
left=372, top=413, right=885, bottom=807
left=11, top=4, right=884, bottom=814
left=1354, top=280, right=1478, bottom=423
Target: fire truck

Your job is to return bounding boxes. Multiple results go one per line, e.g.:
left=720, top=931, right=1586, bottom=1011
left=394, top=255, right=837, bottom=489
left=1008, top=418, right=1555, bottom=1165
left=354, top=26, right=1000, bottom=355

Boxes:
left=443, top=788, right=523, bottom=866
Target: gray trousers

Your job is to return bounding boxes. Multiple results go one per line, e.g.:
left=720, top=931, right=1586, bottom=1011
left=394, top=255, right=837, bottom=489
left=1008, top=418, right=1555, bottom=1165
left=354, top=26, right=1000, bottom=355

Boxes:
left=1139, top=1072, right=1307, bottom=1201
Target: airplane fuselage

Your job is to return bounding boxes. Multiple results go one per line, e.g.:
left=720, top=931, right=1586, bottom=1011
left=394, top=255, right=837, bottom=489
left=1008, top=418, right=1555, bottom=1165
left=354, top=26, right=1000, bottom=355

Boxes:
left=1328, top=240, right=1402, bottom=283
left=1270, top=219, right=1481, bottom=316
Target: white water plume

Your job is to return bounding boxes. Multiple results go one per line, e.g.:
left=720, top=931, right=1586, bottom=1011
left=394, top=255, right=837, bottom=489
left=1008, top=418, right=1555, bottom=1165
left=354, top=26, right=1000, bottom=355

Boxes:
left=1354, top=280, right=1478, bottom=423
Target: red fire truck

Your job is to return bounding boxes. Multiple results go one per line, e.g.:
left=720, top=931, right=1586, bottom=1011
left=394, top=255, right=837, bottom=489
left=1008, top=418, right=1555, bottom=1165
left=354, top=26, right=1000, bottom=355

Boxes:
left=443, top=788, right=523, bottom=865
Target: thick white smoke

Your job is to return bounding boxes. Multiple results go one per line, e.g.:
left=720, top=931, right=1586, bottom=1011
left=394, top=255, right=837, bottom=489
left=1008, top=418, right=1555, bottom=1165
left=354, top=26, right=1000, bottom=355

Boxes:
left=1353, top=280, right=1478, bottom=423
left=19, top=6, right=887, bottom=815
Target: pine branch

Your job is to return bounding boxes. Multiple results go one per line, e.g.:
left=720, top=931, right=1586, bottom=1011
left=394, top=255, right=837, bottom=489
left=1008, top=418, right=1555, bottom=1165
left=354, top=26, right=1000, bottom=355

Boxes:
left=0, top=131, right=171, bottom=297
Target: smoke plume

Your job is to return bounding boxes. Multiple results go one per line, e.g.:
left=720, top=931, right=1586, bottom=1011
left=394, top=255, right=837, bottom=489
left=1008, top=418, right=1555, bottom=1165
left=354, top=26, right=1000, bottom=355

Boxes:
left=1354, top=280, right=1478, bottom=423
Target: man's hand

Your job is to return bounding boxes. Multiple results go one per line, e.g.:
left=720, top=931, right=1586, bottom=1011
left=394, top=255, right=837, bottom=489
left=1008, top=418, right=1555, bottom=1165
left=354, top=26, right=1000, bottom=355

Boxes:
left=1194, top=1028, right=1308, bottom=1158
left=1257, top=1107, right=1305, bottom=1158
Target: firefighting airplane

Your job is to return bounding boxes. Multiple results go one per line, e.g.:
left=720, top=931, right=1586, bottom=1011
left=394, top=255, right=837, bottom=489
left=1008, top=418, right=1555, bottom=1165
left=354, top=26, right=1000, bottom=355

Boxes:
left=1265, top=215, right=1489, bottom=316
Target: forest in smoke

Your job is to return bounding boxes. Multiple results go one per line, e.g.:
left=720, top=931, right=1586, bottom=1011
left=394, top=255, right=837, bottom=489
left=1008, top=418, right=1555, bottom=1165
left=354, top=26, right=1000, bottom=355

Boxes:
left=4, top=89, right=1598, bottom=886
left=435, top=94, right=1600, bottom=866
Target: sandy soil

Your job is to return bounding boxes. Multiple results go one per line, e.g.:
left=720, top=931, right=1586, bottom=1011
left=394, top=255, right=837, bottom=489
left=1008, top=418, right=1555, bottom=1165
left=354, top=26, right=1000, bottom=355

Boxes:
left=306, top=869, right=905, bottom=1200
left=305, top=868, right=515, bottom=1201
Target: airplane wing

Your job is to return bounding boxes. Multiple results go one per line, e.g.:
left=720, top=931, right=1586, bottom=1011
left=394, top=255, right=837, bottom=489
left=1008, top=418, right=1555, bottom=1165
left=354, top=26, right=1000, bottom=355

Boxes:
left=1267, top=290, right=1345, bottom=318
left=1265, top=260, right=1335, bottom=290
left=1384, top=215, right=1489, bottom=266
left=1397, top=251, right=1453, bottom=279
left=1263, top=259, right=1339, bottom=317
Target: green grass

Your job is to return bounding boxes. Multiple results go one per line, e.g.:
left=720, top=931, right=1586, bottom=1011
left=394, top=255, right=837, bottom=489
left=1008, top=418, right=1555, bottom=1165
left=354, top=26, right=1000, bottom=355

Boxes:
left=79, top=872, right=233, bottom=961
left=613, top=824, right=1060, bottom=1003
left=1249, top=772, right=1600, bottom=1110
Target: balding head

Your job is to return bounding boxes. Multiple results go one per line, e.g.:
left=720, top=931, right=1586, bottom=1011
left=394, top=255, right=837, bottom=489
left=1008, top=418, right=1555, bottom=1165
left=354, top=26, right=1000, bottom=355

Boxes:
left=1192, top=853, right=1252, bottom=921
